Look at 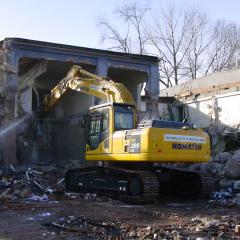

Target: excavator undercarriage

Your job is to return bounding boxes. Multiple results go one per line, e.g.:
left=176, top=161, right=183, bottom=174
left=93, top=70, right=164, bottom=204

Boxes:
left=65, top=163, right=218, bottom=203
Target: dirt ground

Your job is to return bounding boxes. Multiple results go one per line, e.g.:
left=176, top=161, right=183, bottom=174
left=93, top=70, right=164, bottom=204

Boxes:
left=0, top=196, right=239, bottom=240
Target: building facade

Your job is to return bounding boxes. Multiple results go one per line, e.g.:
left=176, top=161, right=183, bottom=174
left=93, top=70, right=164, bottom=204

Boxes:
left=0, top=38, right=159, bottom=166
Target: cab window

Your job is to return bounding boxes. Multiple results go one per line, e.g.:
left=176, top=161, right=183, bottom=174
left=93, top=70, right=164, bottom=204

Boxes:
left=114, top=106, right=134, bottom=131
left=87, top=108, right=109, bottom=150
left=88, top=113, right=102, bottom=149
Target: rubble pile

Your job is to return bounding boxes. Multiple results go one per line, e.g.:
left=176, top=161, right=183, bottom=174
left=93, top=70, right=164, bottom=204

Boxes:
left=41, top=214, right=240, bottom=240
left=0, top=165, right=113, bottom=203
left=166, top=148, right=240, bottom=207
left=0, top=162, right=239, bottom=239
left=0, top=166, right=64, bottom=201
left=208, top=150, right=240, bottom=207
left=210, top=187, right=240, bottom=207
left=189, top=215, right=240, bottom=239
left=42, top=215, right=123, bottom=239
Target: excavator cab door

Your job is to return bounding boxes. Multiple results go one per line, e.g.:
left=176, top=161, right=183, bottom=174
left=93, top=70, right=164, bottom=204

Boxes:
left=87, top=113, right=102, bottom=150
left=86, top=107, right=110, bottom=151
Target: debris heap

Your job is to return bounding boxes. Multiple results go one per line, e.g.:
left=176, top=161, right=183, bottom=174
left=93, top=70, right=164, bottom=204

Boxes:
left=0, top=166, right=64, bottom=201
left=41, top=214, right=240, bottom=239
left=209, top=150, right=240, bottom=207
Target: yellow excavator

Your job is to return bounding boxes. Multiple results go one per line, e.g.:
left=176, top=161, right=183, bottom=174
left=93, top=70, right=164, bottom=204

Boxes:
left=43, top=65, right=216, bottom=202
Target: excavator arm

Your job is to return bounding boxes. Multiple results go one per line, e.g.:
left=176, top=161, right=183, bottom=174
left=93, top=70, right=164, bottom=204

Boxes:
left=43, top=65, right=135, bottom=112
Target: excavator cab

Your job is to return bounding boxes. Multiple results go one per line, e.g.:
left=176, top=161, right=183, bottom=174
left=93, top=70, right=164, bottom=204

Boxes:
left=85, top=103, right=136, bottom=153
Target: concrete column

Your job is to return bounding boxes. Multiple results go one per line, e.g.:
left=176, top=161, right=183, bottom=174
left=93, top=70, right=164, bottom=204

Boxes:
left=144, top=64, right=160, bottom=119
left=137, top=84, right=141, bottom=110
left=146, top=64, right=160, bottom=97
left=1, top=39, right=18, bottom=166
left=94, top=57, right=108, bottom=105
left=96, top=57, right=108, bottom=77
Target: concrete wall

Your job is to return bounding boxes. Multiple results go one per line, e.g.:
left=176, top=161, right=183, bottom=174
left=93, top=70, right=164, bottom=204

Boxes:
left=170, top=90, right=240, bottom=129
left=161, top=68, right=240, bottom=97
left=186, top=99, right=213, bottom=127
left=217, top=92, right=240, bottom=127
left=159, top=69, right=240, bottom=130
left=62, top=92, right=93, bottom=117
left=19, top=87, right=32, bottom=113
left=140, top=101, right=172, bottom=120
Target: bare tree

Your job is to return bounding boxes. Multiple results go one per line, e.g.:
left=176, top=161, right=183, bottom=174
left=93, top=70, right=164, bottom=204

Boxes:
left=98, top=2, right=240, bottom=88
left=116, top=2, right=150, bottom=54
left=146, top=5, right=201, bottom=86
left=98, top=2, right=150, bottom=54
left=205, top=20, right=240, bottom=75
left=182, top=11, right=212, bottom=80
left=98, top=16, right=132, bottom=53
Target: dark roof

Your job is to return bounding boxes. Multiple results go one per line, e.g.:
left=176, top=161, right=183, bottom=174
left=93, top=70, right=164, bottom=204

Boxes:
left=2, top=38, right=159, bottom=63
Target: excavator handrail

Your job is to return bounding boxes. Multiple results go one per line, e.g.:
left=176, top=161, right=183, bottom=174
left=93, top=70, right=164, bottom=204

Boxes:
left=43, top=65, right=136, bottom=112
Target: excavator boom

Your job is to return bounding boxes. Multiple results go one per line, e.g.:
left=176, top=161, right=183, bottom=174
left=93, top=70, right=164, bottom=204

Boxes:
left=43, top=65, right=135, bottom=111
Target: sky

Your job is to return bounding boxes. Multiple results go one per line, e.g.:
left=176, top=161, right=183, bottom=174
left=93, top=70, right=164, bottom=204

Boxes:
left=1, top=0, right=240, bottom=50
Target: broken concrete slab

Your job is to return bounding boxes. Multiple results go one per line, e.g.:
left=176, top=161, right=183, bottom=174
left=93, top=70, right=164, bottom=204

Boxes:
left=225, top=150, right=240, bottom=179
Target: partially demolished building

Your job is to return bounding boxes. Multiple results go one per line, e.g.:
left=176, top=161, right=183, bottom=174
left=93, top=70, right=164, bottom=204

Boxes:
left=0, top=38, right=159, bottom=166
left=160, top=69, right=240, bottom=152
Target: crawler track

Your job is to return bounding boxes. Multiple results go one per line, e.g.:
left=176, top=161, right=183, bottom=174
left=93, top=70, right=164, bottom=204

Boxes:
left=156, top=167, right=218, bottom=198
left=65, top=167, right=159, bottom=203
left=65, top=166, right=218, bottom=203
